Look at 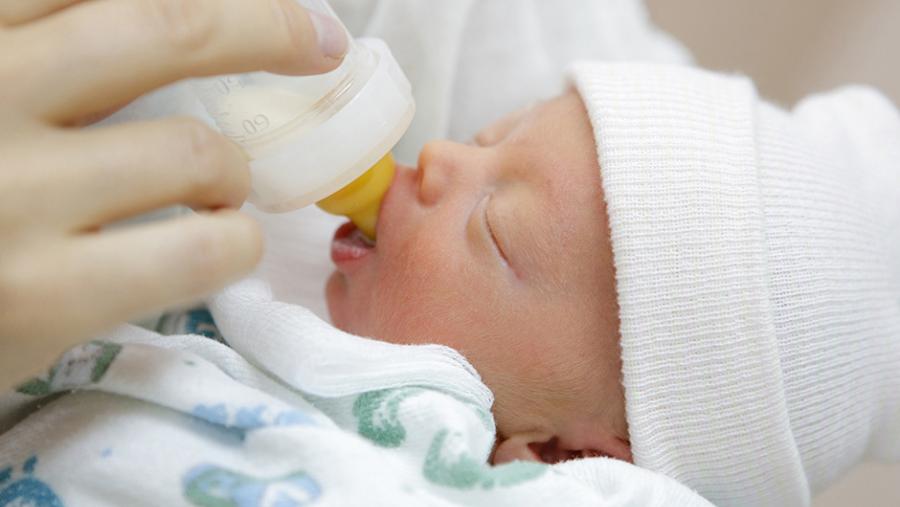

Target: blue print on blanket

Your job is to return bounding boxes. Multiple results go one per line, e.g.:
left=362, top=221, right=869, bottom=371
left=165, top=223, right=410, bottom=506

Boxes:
left=0, top=455, right=64, bottom=507
left=157, top=307, right=225, bottom=343
left=191, top=403, right=314, bottom=433
left=183, top=308, right=223, bottom=342
left=183, top=464, right=321, bottom=507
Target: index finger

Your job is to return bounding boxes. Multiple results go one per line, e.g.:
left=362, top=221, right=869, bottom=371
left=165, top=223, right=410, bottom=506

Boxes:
left=7, top=0, right=349, bottom=122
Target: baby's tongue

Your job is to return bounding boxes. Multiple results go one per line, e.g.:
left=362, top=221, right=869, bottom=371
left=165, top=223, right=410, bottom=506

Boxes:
left=350, top=227, right=375, bottom=248
left=332, top=222, right=375, bottom=263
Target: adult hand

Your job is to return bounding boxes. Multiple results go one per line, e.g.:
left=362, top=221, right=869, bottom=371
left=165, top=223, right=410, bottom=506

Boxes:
left=0, top=0, right=348, bottom=386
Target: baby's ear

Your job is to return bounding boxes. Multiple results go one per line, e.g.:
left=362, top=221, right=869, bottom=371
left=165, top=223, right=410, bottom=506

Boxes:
left=492, top=434, right=544, bottom=464
left=492, top=434, right=632, bottom=465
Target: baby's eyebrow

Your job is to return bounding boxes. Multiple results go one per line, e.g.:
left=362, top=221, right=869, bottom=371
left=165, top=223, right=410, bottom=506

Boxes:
left=472, top=131, right=492, bottom=146
left=474, top=106, right=535, bottom=146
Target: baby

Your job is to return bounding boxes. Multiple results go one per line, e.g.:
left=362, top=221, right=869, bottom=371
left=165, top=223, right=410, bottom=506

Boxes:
left=327, top=62, right=900, bottom=505
left=328, top=90, right=630, bottom=464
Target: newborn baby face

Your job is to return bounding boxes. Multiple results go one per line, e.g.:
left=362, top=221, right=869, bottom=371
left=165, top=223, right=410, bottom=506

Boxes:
left=327, top=90, right=631, bottom=464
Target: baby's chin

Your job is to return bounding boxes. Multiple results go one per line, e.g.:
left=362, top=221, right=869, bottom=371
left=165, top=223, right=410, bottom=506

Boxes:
left=326, top=271, right=420, bottom=346
left=325, top=270, right=378, bottom=338
left=325, top=270, right=354, bottom=332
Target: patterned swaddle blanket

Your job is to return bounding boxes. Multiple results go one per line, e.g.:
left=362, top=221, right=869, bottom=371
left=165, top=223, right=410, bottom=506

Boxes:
left=0, top=280, right=711, bottom=507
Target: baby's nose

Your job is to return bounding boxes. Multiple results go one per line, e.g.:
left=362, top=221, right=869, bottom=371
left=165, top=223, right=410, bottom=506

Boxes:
left=416, top=141, right=456, bottom=205
left=416, top=140, right=480, bottom=206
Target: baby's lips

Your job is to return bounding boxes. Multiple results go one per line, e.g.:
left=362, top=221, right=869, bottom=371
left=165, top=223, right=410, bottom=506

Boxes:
left=331, top=222, right=375, bottom=274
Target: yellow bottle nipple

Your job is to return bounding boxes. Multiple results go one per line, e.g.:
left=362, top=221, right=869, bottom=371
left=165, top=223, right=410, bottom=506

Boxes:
left=316, top=153, right=396, bottom=240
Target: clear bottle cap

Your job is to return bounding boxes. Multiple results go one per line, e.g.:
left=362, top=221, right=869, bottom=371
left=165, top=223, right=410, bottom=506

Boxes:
left=193, top=1, right=415, bottom=212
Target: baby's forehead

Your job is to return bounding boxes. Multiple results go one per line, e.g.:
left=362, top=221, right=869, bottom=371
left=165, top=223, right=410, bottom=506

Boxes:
left=474, top=91, right=579, bottom=145
left=505, top=94, right=600, bottom=182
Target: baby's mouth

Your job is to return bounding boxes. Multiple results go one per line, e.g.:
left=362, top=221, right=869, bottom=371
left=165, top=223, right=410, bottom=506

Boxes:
left=331, top=222, right=376, bottom=269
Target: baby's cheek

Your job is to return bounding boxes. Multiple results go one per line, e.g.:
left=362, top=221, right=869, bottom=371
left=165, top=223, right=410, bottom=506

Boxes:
left=369, top=254, right=479, bottom=345
left=369, top=271, right=454, bottom=343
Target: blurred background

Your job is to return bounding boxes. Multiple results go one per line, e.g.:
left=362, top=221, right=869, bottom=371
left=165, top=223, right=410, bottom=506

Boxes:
left=644, top=0, right=899, bottom=505
left=646, top=0, right=900, bottom=106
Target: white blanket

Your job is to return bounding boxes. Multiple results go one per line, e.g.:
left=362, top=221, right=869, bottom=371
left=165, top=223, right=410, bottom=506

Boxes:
left=0, top=278, right=712, bottom=506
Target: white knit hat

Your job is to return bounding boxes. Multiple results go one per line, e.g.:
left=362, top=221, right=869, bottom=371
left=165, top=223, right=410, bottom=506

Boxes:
left=570, top=62, right=900, bottom=507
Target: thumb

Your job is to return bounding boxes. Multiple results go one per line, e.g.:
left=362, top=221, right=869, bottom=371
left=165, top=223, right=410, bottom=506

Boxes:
left=272, top=3, right=350, bottom=75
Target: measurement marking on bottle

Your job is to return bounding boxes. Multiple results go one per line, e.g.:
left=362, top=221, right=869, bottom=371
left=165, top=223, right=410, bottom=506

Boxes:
left=215, top=76, right=244, bottom=95
left=242, top=114, right=271, bottom=136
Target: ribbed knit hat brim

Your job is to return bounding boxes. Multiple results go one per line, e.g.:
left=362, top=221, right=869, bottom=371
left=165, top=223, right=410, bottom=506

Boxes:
left=570, top=63, right=809, bottom=507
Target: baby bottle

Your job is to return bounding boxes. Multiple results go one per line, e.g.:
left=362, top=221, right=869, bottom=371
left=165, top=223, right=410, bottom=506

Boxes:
left=192, top=0, right=414, bottom=239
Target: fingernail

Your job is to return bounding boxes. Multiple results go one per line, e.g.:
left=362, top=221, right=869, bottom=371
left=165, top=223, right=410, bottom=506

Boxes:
left=308, top=10, right=349, bottom=60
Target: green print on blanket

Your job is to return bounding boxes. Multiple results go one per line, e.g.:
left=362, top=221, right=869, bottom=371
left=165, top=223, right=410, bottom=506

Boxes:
left=424, top=430, right=546, bottom=490
left=353, top=389, right=545, bottom=490
left=353, top=388, right=425, bottom=447
left=15, top=341, right=122, bottom=396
